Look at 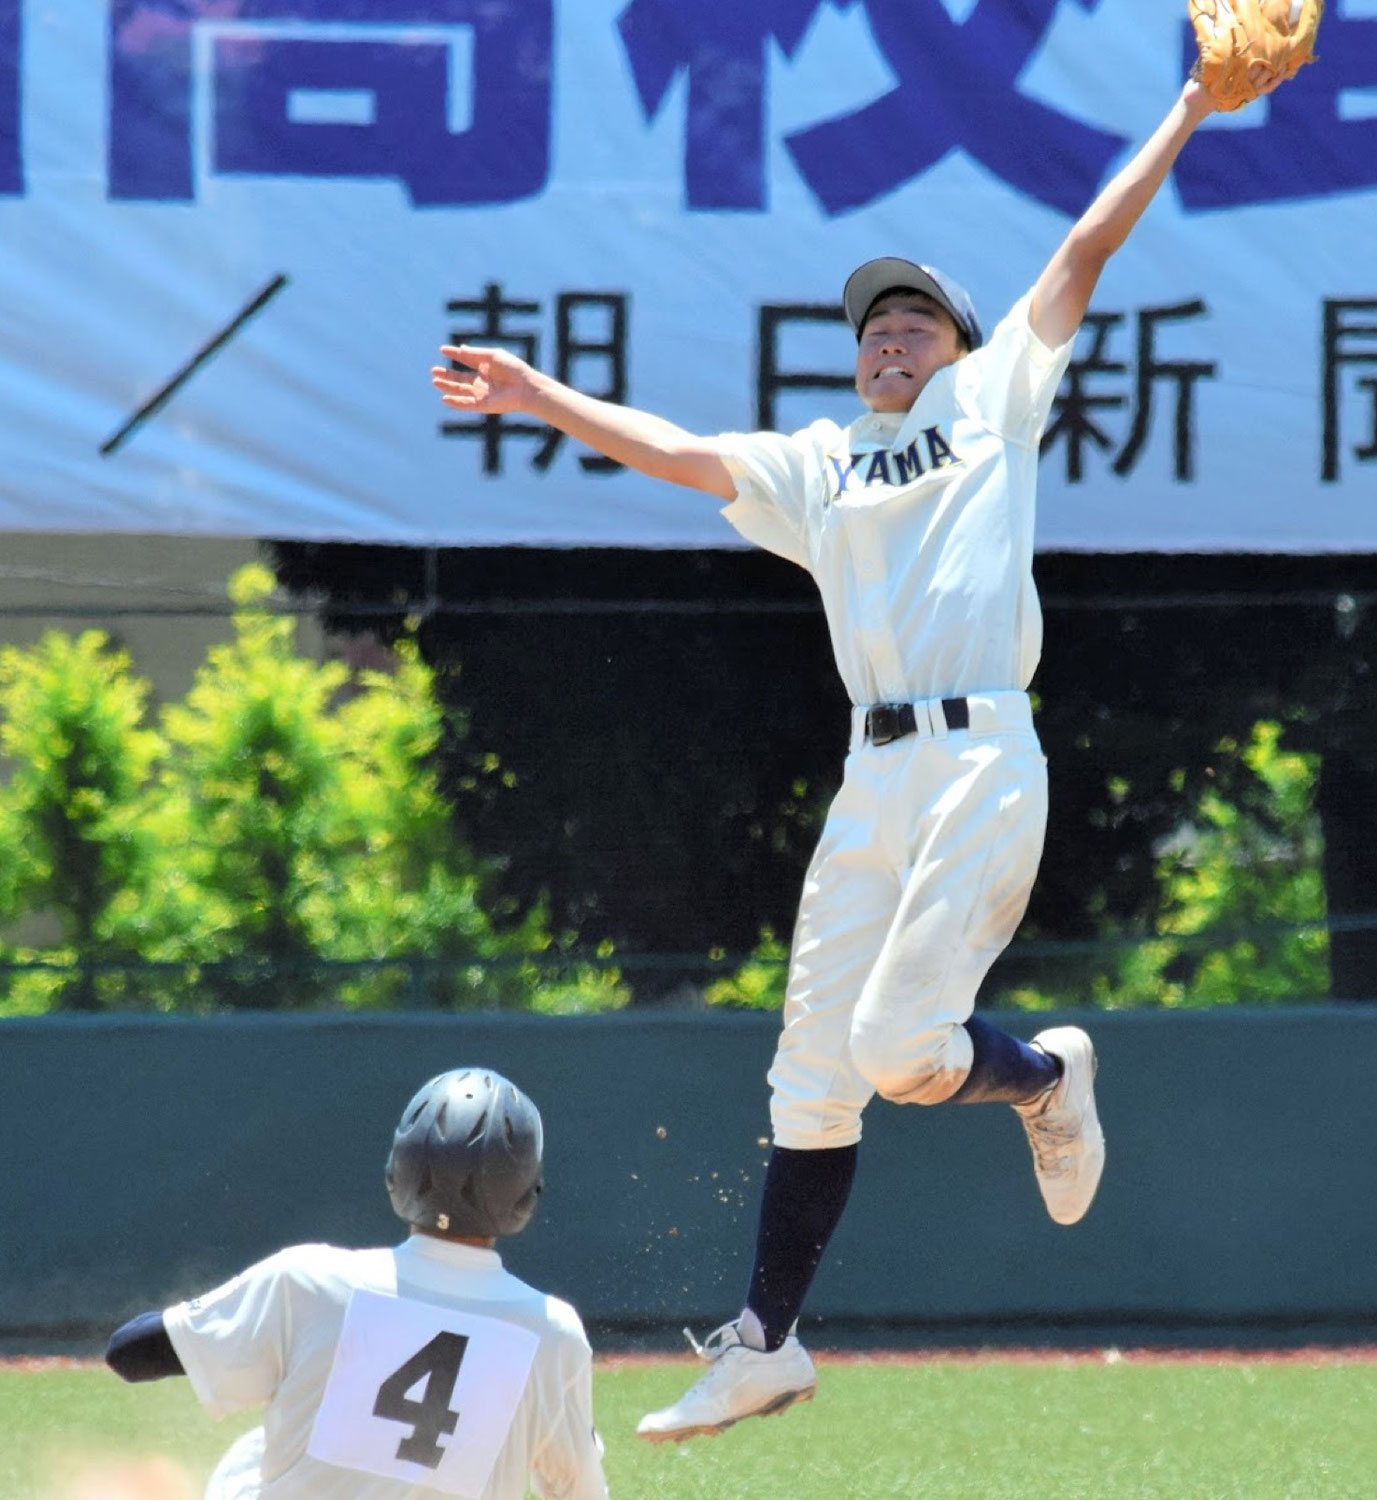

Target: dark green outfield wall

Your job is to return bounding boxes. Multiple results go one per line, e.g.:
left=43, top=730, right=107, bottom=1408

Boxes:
left=3, top=1007, right=1375, bottom=1351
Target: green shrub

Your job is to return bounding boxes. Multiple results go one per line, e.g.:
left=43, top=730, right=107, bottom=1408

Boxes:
left=0, top=631, right=163, bottom=1009
left=0, top=567, right=626, bottom=1015
left=704, top=928, right=789, bottom=1010
left=1007, top=720, right=1328, bottom=1010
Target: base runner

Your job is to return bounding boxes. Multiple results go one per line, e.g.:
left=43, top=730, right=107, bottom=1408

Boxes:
left=106, top=1068, right=609, bottom=1500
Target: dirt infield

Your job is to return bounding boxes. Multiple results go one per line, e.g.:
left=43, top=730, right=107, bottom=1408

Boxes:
left=599, top=1345, right=1377, bottom=1369
left=813, top=1345, right=1377, bottom=1365
left=9, top=1345, right=1377, bottom=1376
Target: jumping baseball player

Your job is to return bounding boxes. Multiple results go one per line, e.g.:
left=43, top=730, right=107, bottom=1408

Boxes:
left=105, top=1068, right=609, bottom=1500
left=431, top=65, right=1292, bottom=1443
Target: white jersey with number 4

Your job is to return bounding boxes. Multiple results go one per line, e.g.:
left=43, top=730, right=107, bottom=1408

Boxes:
left=164, top=1235, right=607, bottom=1500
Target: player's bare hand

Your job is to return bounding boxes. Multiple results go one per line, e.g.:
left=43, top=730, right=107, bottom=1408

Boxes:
left=431, top=344, right=539, bottom=415
left=1181, top=75, right=1220, bottom=117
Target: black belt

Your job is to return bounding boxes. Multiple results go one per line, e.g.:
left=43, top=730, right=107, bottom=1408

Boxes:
left=864, top=697, right=970, bottom=746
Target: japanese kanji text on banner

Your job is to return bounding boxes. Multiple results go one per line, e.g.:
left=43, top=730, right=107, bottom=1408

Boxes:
left=0, top=0, right=1373, bottom=549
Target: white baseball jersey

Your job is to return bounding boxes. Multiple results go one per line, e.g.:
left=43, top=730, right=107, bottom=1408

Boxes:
left=716, top=292, right=1074, bottom=704
left=164, top=1235, right=607, bottom=1500
left=710, top=293, right=1077, bottom=1147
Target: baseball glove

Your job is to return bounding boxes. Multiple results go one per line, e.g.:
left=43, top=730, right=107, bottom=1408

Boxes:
left=1189, top=0, right=1323, bottom=112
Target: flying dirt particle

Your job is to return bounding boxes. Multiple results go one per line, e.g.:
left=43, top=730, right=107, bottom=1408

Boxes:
left=656, top=1126, right=667, bottom=1139
left=667, top=1227, right=679, bottom=1238
left=756, top=1136, right=769, bottom=1148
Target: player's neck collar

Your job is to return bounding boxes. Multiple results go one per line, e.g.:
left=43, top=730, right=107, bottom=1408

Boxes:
left=401, top=1234, right=504, bottom=1269
left=851, top=410, right=905, bottom=445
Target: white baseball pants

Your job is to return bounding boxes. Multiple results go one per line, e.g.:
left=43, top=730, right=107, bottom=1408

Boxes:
left=768, top=691, right=1048, bottom=1150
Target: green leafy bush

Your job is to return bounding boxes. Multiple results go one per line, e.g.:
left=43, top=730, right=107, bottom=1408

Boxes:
left=1007, top=720, right=1328, bottom=1010
left=0, top=567, right=626, bottom=1015
left=0, top=631, right=162, bottom=1009
left=704, top=929, right=789, bottom=1010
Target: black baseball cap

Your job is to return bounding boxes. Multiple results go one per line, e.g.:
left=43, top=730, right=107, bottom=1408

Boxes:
left=843, top=257, right=983, bottom=351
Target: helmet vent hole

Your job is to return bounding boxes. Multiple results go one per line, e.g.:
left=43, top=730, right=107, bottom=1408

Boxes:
left=465, top=1108, right=489, bottom=1146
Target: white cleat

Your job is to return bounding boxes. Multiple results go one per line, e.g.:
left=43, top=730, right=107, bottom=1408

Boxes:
left=635, top=1322, right=817, bottom=1444
left=1013, top=1025, right=1105, bottom=1226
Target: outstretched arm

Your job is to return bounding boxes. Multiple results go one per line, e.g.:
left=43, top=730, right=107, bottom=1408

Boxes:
left=106, top=1310, right=186, bottom=1382
left=1030, top=79, right=1217, bottom=349
left=431, top=346, right=737, bottom=501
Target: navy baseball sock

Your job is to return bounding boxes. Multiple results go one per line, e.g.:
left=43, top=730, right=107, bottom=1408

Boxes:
left=744, top=1142, right=858, bottom=1352
left=950, top=1014, right=1061, bottom=1104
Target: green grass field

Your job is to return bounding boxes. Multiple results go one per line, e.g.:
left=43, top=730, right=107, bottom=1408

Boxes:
left=5, top=1353, right=1375, bottom=1500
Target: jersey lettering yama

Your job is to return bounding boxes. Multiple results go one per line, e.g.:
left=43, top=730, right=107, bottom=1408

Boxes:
left=826, top=425, right=962, bottom=497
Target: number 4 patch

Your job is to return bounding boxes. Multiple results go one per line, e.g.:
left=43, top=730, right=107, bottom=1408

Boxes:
left=373, top=1331, right=469, bottom=1468
left=309, top=1291, right=539, bottom=1497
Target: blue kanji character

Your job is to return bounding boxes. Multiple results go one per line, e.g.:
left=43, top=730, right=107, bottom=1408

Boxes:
left=615, top=0, right=830, bottom=209
left=109, top=1, right=551, bottom=205
left=787, top=0, right=1126, bottom=217
left=1176, top=13, right=1377, bottom=208
left=0, top=0, right=19, bottom=195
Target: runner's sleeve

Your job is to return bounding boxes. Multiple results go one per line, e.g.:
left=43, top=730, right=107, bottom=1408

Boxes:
left=163, top=1248, right=303, bottom=1416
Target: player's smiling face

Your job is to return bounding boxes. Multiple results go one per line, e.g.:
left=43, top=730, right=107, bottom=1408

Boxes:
left=855, top=292, right=966, bottom=413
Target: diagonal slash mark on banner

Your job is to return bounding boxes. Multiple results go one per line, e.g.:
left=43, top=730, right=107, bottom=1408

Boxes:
left=100, top=274, right=290, bottom=456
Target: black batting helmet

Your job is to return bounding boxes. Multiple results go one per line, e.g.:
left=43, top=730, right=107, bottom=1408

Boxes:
left=386, top=1067, right=544, bottom=1238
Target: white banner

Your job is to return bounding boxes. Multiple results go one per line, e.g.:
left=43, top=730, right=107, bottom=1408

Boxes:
left=0, top=0, right=1373, bottom=550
